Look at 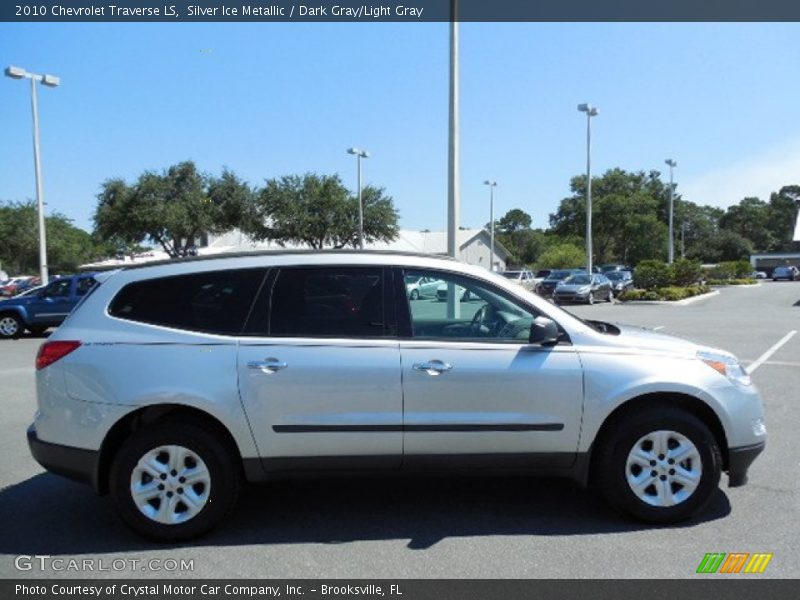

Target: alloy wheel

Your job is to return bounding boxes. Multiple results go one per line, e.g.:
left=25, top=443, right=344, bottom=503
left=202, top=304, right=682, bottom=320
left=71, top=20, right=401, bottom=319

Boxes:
left=625, top=430, right=702, bottom=507
left=0, top=316, right=20, bottom=337
left=130, top=445, right=211, bottom=525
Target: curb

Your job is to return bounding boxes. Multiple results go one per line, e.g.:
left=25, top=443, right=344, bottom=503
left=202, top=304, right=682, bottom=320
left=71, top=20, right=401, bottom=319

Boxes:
left=617, top=290, right=720, bottom=306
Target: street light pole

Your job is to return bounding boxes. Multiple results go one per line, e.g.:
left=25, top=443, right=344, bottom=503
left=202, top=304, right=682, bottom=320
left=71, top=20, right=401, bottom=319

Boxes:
left=665, top=159, right=678, bottom=264
left=446, top=0, right=460, bottom=319
left=5, top=66, right=60, bottom=285
left=578, top=103, right=598, bottom=274
left=346, top=147, right=370, bottom=249
left=484, top=180, right=497, bottom=271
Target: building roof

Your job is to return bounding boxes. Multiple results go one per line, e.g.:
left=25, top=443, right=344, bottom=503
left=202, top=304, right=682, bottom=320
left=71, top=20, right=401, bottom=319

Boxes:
left=80, top=228, right=511, bottom=270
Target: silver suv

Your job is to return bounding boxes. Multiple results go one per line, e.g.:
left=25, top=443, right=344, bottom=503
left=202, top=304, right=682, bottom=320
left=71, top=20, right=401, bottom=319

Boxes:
left=28, top=252, right=766, bottom=540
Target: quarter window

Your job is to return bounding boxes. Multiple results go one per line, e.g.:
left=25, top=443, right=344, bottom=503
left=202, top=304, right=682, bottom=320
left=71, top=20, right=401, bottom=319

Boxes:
left=109, top=269, right=266, bottom=335
left=268, top=267, right=386, bottom=338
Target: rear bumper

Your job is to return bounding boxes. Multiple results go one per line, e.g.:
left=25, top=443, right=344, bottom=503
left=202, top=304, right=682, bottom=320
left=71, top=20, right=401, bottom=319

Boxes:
left=727, top=441, right=765, bottom=487
left=27, top=424, right=100, bottom=491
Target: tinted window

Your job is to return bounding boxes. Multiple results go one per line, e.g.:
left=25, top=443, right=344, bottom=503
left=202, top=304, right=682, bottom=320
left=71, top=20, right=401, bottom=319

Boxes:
left=43, top=278, right=71, bottom=298
left=76, top=277, right=97, bottom=296
left=269, top=267, right=386, bottom=337
left=109, top=268, right=266, bottom=335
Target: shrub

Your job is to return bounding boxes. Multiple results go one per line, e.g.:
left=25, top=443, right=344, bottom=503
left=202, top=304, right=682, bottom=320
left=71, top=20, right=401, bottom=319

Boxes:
left=658, top=287, right=689, bottom=301
left=669, top=258, right=702, bottom=287
left=707, top=260, right=751, bottom=280
left=706, top=278, right=756, bottom=286
left=634, top=259, right=671, bottom=290
left=618, top=284, right=711, bottom=302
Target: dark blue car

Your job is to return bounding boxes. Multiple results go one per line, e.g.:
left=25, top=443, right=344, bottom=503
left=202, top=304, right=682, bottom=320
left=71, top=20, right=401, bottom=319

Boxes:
left=0, top=273, right=98, bottom=338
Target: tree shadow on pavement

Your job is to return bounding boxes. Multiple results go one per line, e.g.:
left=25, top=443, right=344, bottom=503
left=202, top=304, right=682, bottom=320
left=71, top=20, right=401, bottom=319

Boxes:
left=0, top=472, right=731, bottom=555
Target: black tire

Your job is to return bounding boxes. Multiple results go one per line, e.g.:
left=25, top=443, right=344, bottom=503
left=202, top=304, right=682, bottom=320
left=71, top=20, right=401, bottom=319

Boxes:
left=593, top=406, right=721, bottom=523
left=109, top=418, right=241, bottom=541
left=409, top=289, right=420, bottom=301
left=0, top=313, right=22, bottom=339
left=27, top=326, right=48, bottom=336
left=587, top=293, right=595, bottom=305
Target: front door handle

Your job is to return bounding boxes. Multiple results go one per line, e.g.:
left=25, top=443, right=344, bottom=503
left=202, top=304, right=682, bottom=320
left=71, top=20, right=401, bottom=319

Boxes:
left=412, top=360, right=453, bottom=376
left=247, top=357, right=288, bottom=374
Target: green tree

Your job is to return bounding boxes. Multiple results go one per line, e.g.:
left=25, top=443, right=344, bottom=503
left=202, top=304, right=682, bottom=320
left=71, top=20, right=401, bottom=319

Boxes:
left=550, top=168, right=670, bottom=265
left=536, top=243, right=586, bottom=269
left=493, top=208, right=546, bottom=266
left=766, top=185, right=800, bottom=252
left=244, top=173, right=399, bottom=249
left=0, top=200, right=109, bottom=274
left=703, top=229, right=754, bottom=262
left=94, top=161, right=253, bottom=258
left=719, top=197, right=774, bottom=252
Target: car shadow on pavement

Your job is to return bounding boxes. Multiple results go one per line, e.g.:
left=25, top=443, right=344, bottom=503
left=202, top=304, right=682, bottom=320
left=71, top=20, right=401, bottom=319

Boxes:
left=0, top=472, right=731, bottom=554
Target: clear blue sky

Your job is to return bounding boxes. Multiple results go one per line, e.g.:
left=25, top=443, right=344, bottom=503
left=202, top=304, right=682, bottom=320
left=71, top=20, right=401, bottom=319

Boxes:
left=2, top=22, right=800, bottom=234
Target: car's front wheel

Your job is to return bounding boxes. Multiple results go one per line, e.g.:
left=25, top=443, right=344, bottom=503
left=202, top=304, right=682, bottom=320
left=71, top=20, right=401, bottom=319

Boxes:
left=110, top=418, right=241, bottom=541
left=594, top=407, right=721, bottom=523
left=0, top=314, right=22, bottom=339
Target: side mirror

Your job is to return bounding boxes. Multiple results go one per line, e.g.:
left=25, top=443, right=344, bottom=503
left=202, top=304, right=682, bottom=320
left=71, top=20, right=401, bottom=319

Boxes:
left=529, top=316, right=560, bottom=346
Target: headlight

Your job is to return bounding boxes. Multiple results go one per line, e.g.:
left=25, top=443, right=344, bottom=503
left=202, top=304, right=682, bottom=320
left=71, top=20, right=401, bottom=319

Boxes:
left=697, top=350, right=751, bottom=386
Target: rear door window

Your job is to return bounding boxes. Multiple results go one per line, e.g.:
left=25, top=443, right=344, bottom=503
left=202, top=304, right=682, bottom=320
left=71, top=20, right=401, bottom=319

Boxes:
left=265, top=267, right=388, bottom=338
left=109, top=268, right=267, bottom=335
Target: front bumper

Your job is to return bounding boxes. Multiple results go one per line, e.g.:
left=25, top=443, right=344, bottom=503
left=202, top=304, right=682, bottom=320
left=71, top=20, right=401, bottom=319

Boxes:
left=727, top=441, right=765, bottom=487
left=27, top=424, right=100, bottom=491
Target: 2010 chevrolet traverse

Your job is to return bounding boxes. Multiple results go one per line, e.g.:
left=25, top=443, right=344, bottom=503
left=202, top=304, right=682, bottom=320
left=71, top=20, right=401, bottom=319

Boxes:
left=28, top=251, right=765, bottom=540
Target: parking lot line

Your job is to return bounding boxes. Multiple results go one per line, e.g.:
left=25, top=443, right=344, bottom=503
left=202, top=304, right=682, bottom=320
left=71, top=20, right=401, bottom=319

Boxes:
left=746, top=330, right=798, bottom=374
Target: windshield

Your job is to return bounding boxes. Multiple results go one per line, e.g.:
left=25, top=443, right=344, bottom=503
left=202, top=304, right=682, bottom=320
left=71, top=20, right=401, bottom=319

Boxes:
left=606, top=272, right=629, bottom=281
left=545, top=270, right=572, bottom=281
left=564, top=274, right=591, bottom=285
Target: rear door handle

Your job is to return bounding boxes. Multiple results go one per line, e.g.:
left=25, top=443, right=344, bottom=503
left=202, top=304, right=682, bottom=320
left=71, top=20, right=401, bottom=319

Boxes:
left=247, top=357, right=288, bottom=374
left=412, top=360, right=453, bottom=376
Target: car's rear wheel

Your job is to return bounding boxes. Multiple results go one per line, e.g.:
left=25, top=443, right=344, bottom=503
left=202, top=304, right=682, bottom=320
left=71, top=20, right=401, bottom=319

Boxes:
left=594, top=407, right=721, bottom=523
left=0, top=314, right=22, bottom=339
left=110, top=418, right=241, bottom=541
left=27, top=326, right=48, bottom=336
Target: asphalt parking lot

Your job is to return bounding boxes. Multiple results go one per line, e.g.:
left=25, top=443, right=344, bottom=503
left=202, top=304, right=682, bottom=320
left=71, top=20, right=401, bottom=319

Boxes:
left=0, top=281, right=797, bottom=579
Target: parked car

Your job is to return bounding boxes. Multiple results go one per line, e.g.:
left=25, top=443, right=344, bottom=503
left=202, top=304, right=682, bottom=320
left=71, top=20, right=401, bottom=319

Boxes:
left=27, top=251, right=765, bottom=540
left=0, top=276, right=34, bottom=297
left=750, top=271, right=768, bottom=280
left=553, top=273, right=614, bottom=304
left=436, top=282, right=471, bottom=302
left=771, top=266, right=799, bottom=281
left=535, top=269, right=582, bottom=298
left=502, top=269, right=536, bottom=291
left=605, top=270, right=634, bottom=293
left=0, top=273, right=98, bottom=338
left=600, top=264, right=630, bottom=273
left=532, top=269, right=552, bottom=287
left=405, top=275, right=442, bottom=300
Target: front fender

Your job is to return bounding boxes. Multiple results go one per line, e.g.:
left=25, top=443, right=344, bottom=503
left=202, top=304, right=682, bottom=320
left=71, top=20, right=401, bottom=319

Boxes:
left=577, top=352, right=741, bottom=452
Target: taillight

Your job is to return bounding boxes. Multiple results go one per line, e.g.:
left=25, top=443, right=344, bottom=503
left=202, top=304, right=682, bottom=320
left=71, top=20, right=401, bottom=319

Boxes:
left=36, top=341, right=82, bottom=370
